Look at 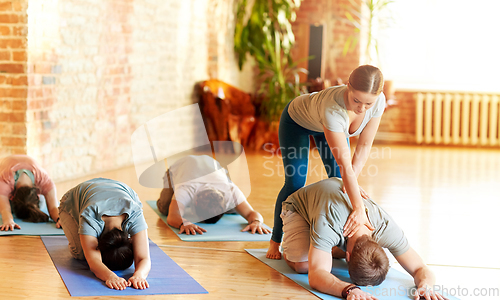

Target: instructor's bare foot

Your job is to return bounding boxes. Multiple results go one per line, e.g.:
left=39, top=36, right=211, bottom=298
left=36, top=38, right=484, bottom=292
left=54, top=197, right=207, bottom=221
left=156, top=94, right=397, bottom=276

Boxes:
left=266, top=240, right=281, bottom=260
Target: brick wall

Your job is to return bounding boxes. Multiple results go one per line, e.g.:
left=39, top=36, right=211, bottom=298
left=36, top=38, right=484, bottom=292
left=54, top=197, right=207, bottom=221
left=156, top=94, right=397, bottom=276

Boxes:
left=1, top=0, right=241, bottom=181
left=0, top=0, right=28, bottom=155
left=3, top=0, right=413, bottom=181
left=293, top=0, right=361, bottom=83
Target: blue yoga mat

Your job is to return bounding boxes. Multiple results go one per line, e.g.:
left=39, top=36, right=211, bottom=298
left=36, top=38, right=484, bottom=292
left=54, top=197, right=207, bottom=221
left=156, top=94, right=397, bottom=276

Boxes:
left=42, top=236, right=208, bottom=297
left=0, top=200, right=64, bottom=236
left=147, top=200, right=271, bottom=242
left=246, top=249, right=460, bottom=300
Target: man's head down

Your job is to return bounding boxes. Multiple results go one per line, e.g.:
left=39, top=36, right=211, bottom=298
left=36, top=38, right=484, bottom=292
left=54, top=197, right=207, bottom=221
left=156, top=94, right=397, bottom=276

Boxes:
left=348, top=235, right=390, bottom=286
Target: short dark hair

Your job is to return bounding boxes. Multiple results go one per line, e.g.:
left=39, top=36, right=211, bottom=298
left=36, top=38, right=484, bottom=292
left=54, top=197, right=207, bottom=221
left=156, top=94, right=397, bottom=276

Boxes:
left=11, top=186, right=49, bottom=223
left=98, top=228, right=134, bottom=271
left=348, top=235, right=390, bottom=286
left=193, top=188, right=225, bottom=224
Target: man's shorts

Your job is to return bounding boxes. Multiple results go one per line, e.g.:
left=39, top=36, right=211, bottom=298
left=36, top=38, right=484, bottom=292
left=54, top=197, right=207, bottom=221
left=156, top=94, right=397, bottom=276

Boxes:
left=281, top=209, right=310, bottom=263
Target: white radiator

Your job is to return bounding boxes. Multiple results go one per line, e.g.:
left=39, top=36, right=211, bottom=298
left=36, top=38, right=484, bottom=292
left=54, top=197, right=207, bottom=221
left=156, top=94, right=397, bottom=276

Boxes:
left=416, top=92, right=500, bottom=146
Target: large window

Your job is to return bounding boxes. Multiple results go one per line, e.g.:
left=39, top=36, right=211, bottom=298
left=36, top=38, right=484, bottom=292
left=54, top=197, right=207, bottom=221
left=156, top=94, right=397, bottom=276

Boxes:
left=379, top=0, right=500, bottom=92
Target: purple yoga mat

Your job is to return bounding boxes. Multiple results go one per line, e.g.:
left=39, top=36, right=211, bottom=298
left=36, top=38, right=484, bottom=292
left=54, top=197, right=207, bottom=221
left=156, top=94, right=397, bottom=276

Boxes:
left=42, top=236, right=207, bottom=297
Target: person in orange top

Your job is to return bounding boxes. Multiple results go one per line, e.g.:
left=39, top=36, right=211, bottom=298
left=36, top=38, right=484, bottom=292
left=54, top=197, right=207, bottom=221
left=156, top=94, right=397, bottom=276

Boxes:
left=0, top=155, right=60, bottom=231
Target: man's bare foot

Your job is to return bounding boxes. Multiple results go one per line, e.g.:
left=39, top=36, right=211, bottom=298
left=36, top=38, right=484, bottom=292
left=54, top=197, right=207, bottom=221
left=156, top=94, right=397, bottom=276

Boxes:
left=266, top=240, right=282, bottom=259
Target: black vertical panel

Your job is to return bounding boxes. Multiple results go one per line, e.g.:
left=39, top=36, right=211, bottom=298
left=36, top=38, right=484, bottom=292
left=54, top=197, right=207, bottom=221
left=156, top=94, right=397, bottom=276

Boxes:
left=308, top=25, right=323, bottom=79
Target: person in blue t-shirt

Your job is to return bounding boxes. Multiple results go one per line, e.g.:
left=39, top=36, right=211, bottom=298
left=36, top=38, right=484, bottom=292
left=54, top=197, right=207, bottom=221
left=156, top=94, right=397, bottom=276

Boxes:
left=59, top=178, right=150, bottom=290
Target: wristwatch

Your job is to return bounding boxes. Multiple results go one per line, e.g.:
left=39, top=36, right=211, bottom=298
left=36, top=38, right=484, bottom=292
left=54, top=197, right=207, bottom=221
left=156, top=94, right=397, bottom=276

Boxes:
left=342, top=284, right=361, bottom=298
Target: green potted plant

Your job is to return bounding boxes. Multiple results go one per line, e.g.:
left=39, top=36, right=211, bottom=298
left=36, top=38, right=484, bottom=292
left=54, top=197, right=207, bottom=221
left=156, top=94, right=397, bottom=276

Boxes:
left=234, top=0, right=307, bottom=123
left=341, top=0, right=395, bottom=66
left=341, top=0, right=397, bottom=102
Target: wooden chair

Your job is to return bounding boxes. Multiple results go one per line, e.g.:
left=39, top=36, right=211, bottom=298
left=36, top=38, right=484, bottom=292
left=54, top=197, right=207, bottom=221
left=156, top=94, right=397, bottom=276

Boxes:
left=196, top=80, right=257, bottom=151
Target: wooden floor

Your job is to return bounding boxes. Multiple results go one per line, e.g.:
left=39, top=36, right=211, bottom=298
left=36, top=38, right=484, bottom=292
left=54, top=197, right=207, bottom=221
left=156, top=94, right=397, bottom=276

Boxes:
left=1, top=145, right=499, bottom=299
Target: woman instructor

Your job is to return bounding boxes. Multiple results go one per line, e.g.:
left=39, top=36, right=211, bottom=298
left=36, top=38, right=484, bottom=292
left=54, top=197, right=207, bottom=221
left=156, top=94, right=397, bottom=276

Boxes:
left=267, top=65, right=386, bottom=259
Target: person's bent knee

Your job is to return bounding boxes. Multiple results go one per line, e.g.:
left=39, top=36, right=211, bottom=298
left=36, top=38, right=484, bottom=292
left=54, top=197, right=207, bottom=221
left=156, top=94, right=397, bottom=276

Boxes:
left=68, top=245, right=85, bottom=260
left=157, top=188, right=173, bottom=215
left=285, top=257, right=309, bottom=274
left=294, top=261, right=309, bottom=274
left=59, top=210, right=84, bottom=260
left=284, top=253, right=309, bottom=274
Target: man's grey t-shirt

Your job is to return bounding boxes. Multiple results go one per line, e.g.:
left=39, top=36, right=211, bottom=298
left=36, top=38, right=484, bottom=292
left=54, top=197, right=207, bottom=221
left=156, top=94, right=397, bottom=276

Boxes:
left=283, top=178, right=409, bottom=257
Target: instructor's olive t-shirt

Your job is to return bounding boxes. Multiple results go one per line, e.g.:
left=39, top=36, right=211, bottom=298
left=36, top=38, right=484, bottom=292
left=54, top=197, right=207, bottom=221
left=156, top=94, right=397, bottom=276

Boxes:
left=287, top=85, right=386, bottom=136
left=283, top=178, right=409, bottom=257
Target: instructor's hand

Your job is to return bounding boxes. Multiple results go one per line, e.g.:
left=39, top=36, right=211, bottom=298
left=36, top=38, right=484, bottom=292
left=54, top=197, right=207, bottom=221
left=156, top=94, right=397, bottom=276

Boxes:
left=343, top=207, right=374, bottom=238
left=342, top=184, right=370, bottom=199
left=358, top=186, right=370, bottom=199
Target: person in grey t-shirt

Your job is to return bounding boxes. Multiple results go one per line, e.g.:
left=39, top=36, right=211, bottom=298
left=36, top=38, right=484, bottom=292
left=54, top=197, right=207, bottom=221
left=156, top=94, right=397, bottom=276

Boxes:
left=59, top=178, right=150, bottom=291
left=281, top=178, right=446, bottom=300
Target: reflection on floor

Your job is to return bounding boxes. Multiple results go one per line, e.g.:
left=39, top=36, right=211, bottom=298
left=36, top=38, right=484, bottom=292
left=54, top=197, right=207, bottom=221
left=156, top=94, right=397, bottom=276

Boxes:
left=0, top=145, right=499, bottom=299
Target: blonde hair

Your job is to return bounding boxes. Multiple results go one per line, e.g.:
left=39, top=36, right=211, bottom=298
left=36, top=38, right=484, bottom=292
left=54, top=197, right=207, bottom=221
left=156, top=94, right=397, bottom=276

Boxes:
left=348, top=65, right=384, bottom=95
